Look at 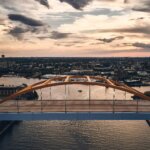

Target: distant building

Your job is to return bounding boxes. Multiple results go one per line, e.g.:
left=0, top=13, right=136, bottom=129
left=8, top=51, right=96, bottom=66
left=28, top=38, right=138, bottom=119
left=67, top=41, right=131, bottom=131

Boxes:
left=1, top=54, right=5, bottom=58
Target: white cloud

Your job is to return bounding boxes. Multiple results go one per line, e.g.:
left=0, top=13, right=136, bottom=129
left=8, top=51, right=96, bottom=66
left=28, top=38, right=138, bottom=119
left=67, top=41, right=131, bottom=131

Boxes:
left=58, top=11, right=150, bottom=33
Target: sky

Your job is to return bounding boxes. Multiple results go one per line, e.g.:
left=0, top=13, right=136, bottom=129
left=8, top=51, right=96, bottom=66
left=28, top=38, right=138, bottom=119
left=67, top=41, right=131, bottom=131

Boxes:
left=0, top=0, right=150, bottom=57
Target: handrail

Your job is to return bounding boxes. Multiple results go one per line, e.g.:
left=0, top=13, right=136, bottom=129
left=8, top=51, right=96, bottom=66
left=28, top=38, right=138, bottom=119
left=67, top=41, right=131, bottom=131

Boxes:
left=0, top=100, right=150, bottom=113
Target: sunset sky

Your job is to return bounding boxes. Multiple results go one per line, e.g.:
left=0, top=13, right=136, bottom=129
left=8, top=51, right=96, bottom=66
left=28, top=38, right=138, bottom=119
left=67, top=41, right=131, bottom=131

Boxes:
left=0, top=0, right=150, bottom=57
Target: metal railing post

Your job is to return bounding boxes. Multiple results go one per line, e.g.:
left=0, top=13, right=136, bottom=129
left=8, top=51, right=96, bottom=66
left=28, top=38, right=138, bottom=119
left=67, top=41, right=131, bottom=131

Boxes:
left=40, top=89, right=42, bottom=101
left=113, top=88, right=115, bottom=114
left=17, top=100, right=19, bottom=113
left=40, top=89, right=43, bottom=113
left=49, top=87, right=51, bottom=100
left=113, top=88, right=115, bottom=100
left=113, top=99, right=115, bottom=113
left=137, top=100, right=138, bottom=113
left=105, top=87, right=107, bottom=100
left=65, top=84, right=67, bottom=113
left=89, top=85, right=91, bottom=113
left=41, top=100, right=43, bottom=113
left=124, top=91, right=126, bottom=100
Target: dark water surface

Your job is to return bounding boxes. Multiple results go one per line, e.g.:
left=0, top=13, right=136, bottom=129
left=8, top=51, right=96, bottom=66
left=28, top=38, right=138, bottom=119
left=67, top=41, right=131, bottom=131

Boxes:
left=0, top=121, right=150, bottom=150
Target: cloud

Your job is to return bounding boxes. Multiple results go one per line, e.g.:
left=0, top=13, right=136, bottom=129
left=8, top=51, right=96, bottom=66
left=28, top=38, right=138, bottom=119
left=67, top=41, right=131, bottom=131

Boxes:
left=58, top=0, right=150, bottom=11
left=8, top=14, right=44, bottom=26
left=85, top=25, right=150, bottom=35
left=132, top=0, right=150, bottom=13
left=105, top=26, right=150, bottom=34
left=8, top=26, right=70, bottom=41
left=0, top=0, right=49, bottom=11
left=50, top=31, right=71, bottom=39
left=0, top=18, right=5, bottom=25
left=59, top=14, right=150, bottom=36
left=8, top=25, right=50, bottom=40
left=97, top=36, right=124, bottom=43
left=35, top=0, right=50, bottom=9
left=37, top=31, right=71, bottom=40
left=124, top=0, right=129, bottom=3
left=132, top=7, right=150, bottom=13
left=132, top=42, right=150, bottom=49
left=59, top=0, right=92, bottom=10
left=59, top=0, right=150, bottom=13
left=86, top=48, right=150, bottom=55
left=59, top=0, right=116, bottom=10
left=8, top=26, right=29, bottom=40
left=0, top=0, right=150, bottom=57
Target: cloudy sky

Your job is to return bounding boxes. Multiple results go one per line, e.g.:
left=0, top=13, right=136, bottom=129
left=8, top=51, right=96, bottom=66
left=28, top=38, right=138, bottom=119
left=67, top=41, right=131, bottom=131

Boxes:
left=0, top=0, right=150, bottom=57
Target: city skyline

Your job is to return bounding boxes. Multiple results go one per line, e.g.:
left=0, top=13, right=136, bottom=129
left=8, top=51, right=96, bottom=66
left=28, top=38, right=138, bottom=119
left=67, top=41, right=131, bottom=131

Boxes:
left=0, top=0, right=150, bottom=57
